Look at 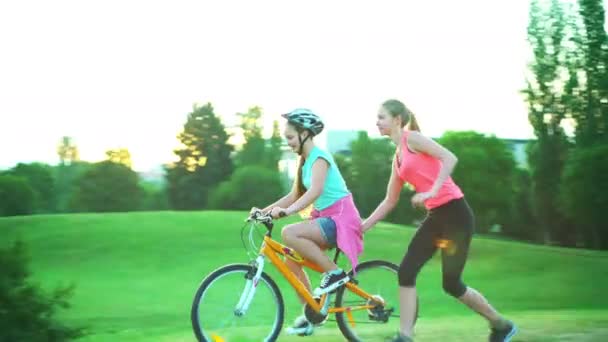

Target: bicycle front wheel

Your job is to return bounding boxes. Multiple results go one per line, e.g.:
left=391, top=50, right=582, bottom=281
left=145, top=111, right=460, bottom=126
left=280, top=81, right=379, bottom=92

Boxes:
left=335, top=260, right=418, bottom=342
left=191, top=264, right=284, bottom=342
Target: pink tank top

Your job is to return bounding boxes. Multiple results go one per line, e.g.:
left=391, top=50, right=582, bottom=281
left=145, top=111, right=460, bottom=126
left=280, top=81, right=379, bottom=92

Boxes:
left=395, top=131, right=464, bottom=210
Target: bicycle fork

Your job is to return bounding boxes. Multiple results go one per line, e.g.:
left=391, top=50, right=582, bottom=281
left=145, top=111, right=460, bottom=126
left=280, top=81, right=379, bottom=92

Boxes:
left=234, top=255, right=265, bottom=316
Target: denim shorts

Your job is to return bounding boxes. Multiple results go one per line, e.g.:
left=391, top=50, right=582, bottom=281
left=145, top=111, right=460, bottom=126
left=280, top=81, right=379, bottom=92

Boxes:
left=316, top=217, right=337, bottom=247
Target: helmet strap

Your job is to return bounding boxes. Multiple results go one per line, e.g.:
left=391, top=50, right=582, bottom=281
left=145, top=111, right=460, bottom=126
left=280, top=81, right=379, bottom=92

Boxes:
left=298, top=132, right=312, bottom=155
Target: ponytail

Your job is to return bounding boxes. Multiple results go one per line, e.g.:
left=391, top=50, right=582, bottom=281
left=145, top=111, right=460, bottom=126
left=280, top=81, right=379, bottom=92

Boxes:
left=381, top=99, right=421, bottom=132
left=408, top=113, right=420, bottom=132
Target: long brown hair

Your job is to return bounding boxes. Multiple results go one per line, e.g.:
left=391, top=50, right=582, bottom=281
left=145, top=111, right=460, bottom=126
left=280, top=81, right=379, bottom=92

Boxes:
left=292, top=154, right=314, bottom=218
left=290, top=123, right=310, bottom=199
left=382, top=99, right=420, bottom=132
left=293, top=156, right=306, bottom=198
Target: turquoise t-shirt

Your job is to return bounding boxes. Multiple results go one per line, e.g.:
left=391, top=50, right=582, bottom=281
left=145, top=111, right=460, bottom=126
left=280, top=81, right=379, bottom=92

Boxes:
left=301, top=146, right=350, bottom=210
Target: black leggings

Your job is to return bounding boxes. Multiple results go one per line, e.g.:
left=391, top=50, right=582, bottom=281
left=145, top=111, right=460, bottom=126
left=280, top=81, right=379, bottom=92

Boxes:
left=398, top=198, right=474, bottom=298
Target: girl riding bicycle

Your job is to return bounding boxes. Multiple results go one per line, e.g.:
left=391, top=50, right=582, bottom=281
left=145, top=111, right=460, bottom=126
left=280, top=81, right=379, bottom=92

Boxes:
left=253, top=108, right=363, bottom=336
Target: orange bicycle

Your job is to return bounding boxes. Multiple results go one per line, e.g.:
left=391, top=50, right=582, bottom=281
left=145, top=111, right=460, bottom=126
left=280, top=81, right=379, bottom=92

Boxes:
left=190, top=211, right=418, bottom=341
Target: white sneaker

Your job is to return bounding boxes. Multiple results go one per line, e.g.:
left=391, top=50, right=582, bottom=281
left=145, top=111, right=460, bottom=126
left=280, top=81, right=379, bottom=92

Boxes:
left=285, top=315, right=314, bottom=336
left=313, top=270, right=349, bottom=297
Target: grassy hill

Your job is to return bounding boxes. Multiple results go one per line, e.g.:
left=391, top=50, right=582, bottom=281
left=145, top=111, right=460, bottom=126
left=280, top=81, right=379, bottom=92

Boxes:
left=1, top=211, right=607, bottom=341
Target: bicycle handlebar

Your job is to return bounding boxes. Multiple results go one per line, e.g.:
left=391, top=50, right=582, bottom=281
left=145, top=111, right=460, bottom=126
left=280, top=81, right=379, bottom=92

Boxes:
left=247, top=210, right=272, bottom=223
left=246, top=209, right=288, bottom=237
left=247, top=209, right=287, bottom=222
left=246, top=209, right=275, bottom=235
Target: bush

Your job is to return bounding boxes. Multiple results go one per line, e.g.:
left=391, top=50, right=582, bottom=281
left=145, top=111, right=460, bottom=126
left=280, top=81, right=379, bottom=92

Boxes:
left=0, top=175, right=35, bottom=216
left=5, top=163, right=56, bottom=213
left=70, top=161, right=143, bottom=212
left=0, top=241, right=83, bottom=341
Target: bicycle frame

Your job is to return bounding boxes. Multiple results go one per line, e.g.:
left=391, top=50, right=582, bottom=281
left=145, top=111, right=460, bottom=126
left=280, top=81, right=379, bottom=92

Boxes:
left=235, top=229, right=384, bottom=325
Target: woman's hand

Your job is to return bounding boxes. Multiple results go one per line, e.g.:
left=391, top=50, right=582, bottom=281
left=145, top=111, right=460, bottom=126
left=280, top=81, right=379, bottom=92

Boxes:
left=410, top=191, right=436, bottom=208
left=361, top=219, right=373, bottom=234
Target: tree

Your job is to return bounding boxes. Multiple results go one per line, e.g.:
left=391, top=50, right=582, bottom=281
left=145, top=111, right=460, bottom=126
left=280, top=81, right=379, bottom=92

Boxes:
left=265, top=120, right=284, bottom=170
left=105, top=148, right=133, bottom=169
left=349, top=132, right=394, bottom=218
left=0, top=240, right=83, bottom=341
left=509, top=168, right=540, bottom=242
left=438, top=131, right=518, bottom=234
left=166, top=103, right=233, bottom=210
left=524, top=0, right=575, bottom=246
left=140, top=180, right=169, bottom=211
left=553, top=0, right=608, bottom=249
left=235, top=106, right=267, bottom=168
left=56, top=137, right=86, bottom=213
left=57, top=136, right=79, bottom=166
left=560, top=144, right=608, bottom=249
left=0, top=175, right=34, bottom=216
left=234, top=107, right=283, bottom=170
left=573, top=0, right=608, bottom=147
left=4, top=163, right=55, bottom=213
left=70, top=161, right=143, bottom=212
left=208, top=166, right=284, bottom=210
left=53, top=162, right=91, bottom=213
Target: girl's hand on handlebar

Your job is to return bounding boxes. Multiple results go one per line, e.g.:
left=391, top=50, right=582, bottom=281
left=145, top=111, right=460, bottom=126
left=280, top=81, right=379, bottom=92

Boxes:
left=270, top=207, right=287, bottom=219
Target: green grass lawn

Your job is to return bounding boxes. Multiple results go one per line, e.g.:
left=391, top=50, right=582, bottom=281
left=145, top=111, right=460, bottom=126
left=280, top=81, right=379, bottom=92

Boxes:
left=1, top=211, right=607, bottom=341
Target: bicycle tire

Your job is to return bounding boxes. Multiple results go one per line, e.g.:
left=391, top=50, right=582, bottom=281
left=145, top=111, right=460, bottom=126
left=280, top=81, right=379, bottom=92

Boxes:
left=191, top=263, right=285, bottom=342
left=334, top=259, right=419, bottom=342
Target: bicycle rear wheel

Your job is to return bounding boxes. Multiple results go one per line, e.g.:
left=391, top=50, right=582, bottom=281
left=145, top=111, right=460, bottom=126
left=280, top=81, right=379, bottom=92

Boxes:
left=334, top=260, right=418, bottom=341
left=191, top=264, right=284, bottom=342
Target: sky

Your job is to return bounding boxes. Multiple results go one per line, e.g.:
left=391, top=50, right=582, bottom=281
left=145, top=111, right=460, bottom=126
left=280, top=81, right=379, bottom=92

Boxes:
left=1, top=0, right=537, bottom=171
